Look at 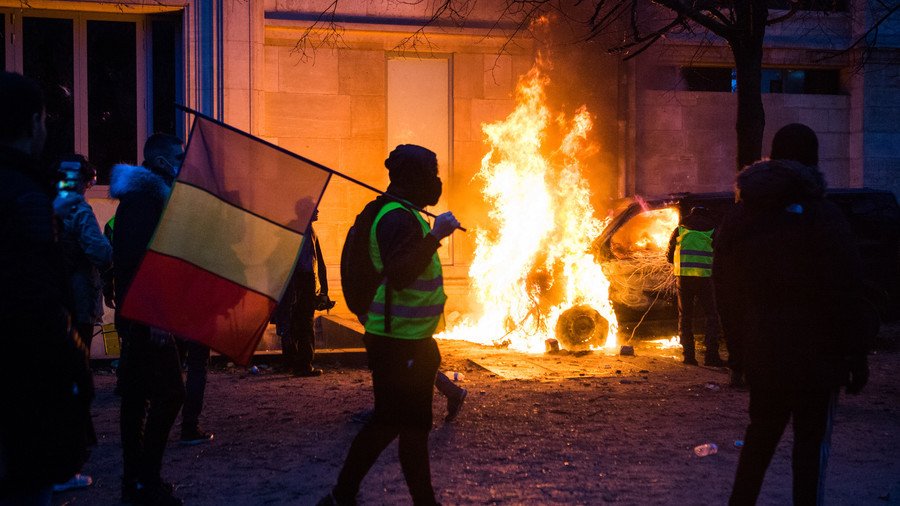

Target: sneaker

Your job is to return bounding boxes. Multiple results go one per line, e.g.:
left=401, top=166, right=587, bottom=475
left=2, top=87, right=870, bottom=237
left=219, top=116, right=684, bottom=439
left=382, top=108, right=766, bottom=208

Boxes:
left=123, top=480, right=179, bottom=505
left=52, top=473, right=93, bottom=492
left=704, top=356, right=727, bottom=367
left=683, top=356, right=699, bottom=366
left=135, top=481, right=182, bottom=506
left=293, top=367, right=323, bottom=377
left=180, top=428, right=214, bottom=445
left=445, top=388, right=468, bottom=422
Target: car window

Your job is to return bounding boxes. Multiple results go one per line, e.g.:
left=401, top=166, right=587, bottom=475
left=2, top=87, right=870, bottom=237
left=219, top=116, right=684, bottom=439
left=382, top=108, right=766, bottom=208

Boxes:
left=609, top=207, right=680, bottom=260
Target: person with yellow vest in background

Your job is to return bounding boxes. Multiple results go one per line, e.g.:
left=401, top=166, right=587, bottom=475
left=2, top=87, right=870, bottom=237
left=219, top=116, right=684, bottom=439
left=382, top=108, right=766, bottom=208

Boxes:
left=321, top=144, right=459, bottom=506
left=667, top=206, right=726, bottom=367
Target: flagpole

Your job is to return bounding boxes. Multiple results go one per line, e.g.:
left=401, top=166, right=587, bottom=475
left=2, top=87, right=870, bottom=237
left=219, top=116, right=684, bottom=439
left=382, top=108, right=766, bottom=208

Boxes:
left=175, top=104, right=466, bottom=232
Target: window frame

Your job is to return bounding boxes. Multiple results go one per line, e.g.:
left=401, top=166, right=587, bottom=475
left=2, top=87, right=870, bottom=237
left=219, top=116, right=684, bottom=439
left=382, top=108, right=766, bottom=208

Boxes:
left=1, top=9, right=148, bottom=180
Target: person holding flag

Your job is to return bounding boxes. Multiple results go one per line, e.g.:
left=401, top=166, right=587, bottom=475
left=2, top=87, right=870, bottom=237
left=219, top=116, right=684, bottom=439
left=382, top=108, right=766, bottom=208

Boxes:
left=110, top=133, right=186, bottom=506
left=320, top=145, right=459, bottom=506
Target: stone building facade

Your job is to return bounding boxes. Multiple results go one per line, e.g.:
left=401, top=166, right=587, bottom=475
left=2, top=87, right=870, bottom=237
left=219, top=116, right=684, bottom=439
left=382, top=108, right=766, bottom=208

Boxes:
left=2, top=0, right=896, bottom=318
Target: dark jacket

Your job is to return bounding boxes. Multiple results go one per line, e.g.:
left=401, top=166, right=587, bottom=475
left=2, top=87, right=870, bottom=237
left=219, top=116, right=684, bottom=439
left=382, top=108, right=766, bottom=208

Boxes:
left=54, top=192, right=112, bottom=324
left=0, top=146, right=91, bottom=494
left=109, top=163, right=172, bottom=308
left=273, top=225, right=329, bottom=329
left=714, top=160, right=865, bottom=391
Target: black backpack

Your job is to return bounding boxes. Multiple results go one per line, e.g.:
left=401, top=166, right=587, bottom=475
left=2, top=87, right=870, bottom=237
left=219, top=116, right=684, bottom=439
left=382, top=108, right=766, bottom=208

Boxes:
left=341, top=196, right=393, bottom=322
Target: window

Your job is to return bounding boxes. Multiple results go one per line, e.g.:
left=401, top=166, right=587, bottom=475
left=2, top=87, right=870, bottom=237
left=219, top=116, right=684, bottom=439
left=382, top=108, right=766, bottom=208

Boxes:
left=762, top=68, right=841, bottom=94
left=681, top=67, right=733, bottom=92
left=2, top=9, right=182, bottom=183
left=151, top=16, right=182, bottom=136
left=387, top=55, right=452, bottom=263
left=87, top=20, right=137, bottom=176
left=682, top=66, right=842, bottom=95
left=767, top=0, right=848, bottom=11
left=1, top=14, right=6, bottom=70
left=23, top=17, right=75, bottom=164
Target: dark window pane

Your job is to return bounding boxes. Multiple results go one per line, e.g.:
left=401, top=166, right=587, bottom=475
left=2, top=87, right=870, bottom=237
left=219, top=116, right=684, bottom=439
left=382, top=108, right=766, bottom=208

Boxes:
left=784, top=70, right=806, bottom=93
left=152, top=16, right=181, bottom=135
left=23, top=17, right=75, bottom=167
left=1, top=15, right=6, bottom=70
left=804, top=69, right=841, bottom=94
left=88, top=20, right=136, bottom=184
left=761, top=69, right=783, bottom=93
left=681, top=67, right=732, bottom=92
left=767, top=0, right=847, bottom=11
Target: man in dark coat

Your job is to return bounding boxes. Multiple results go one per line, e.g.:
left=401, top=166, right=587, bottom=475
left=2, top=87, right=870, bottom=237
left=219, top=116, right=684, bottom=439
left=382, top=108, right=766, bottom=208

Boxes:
left=717, top=124, right=868, bottom=505
left=273, top=209, right=334, bottom=377
left=0, top=71, right=92, bottom=505
left=110, top=133, right=186, bottom=506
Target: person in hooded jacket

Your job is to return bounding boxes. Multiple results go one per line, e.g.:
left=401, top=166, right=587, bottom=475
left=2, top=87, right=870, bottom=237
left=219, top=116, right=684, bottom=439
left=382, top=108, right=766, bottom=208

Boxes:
left=320, top=145, right=460, bottom=506
left=54, top=155, right=112, bottom=355
left=0, top=71, right=93, bottom=506
left=110, top=133, right=186, bottom=506
left=716, top=124, right=868, bottom=505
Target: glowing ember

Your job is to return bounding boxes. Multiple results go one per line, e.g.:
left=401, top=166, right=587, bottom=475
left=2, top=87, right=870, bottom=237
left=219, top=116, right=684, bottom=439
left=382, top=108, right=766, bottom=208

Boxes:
left=649, top=336, right=682, bottom=350
left=437, top=63, right=618, bottom=353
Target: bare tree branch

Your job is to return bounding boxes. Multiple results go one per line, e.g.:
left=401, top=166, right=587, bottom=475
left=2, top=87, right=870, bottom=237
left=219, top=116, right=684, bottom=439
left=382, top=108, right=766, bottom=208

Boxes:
left=290, top=0, right=345, bottom=63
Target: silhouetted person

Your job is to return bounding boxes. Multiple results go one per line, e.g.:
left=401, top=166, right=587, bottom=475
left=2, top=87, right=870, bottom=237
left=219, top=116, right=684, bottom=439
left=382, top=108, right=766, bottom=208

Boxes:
left=111, top=134, right=187, bottom=506
left=176, top=338, right=213, bottom=445
left=54, top=155, right=112, bottom=356
left=320, top=145, right=460, bottom=506
left=274, top=209, right=334, bottom=377
left=0, top=71, right=93, bottom=506
left=51, top=154, right=109, bottom=493
left=718, top=124, right=868, bottom=505
left=666, top=206, right=725, bottom=366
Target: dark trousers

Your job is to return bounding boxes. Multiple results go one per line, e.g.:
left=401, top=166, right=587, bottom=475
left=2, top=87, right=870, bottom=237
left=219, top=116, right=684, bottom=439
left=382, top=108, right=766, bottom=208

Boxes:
left=281, top=273, right=316, bottom=373
left=118, top=320, right=185, bottom=485
left=177, top=339, right=210, bottom=434
left=730, top=387, right=838, bottom=506
left=434, top=370, right=464, bottom=399
left=676, top=276, right=721, bottom=360
left=334, top=334, right=441, bottom=506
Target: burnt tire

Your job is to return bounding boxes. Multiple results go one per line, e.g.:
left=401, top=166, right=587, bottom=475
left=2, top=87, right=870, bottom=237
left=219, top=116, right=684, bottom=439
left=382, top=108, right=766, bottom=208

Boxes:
left=555, top=305, right=609, bottom=350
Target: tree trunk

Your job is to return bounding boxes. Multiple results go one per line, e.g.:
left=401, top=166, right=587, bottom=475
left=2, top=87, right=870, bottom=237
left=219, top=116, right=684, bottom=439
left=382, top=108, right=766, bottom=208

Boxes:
left=730, top=0, right=768, bottom=171
left=732, top=45, right=765, bottom=171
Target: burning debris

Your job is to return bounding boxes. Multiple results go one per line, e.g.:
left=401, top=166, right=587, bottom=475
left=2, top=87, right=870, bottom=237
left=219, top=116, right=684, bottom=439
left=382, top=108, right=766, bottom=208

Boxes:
left=603, top=207, right=679, bottom=311
left=437, top=62, right=618, bottom=353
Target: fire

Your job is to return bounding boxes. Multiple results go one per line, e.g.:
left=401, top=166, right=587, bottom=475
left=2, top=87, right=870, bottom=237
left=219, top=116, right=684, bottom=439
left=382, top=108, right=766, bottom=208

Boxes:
left=437, top=64, right=618, bottom=353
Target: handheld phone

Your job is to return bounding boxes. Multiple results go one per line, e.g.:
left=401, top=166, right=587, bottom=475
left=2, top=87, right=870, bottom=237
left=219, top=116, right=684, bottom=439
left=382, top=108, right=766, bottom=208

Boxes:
left=57, top=161, right=82, bottom=197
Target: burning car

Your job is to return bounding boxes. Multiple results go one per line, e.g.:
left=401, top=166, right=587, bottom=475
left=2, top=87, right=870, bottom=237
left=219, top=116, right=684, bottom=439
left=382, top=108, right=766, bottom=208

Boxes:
left=594, top=189, right=900, bottom=338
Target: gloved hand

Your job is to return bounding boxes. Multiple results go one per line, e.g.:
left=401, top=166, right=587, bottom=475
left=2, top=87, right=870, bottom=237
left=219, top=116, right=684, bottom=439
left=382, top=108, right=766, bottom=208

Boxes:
left=846, top=355, right=869, bottom=395
left=430, top=211, right=460, bottom=240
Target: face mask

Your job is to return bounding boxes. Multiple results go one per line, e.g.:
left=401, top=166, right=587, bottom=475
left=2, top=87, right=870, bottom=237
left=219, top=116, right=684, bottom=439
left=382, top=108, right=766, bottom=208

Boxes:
left=423, top=176, right=442, bottom=207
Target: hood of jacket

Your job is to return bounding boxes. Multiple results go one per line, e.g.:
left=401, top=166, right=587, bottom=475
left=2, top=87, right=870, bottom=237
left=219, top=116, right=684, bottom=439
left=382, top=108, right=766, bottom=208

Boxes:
left=109, top=163, right=172, bottom=201
left=736, top=159, right=826, bottom=211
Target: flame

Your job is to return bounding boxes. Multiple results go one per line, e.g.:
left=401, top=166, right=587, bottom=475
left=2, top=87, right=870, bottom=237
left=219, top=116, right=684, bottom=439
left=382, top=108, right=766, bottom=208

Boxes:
left=437, top=64, right=618, bottom=353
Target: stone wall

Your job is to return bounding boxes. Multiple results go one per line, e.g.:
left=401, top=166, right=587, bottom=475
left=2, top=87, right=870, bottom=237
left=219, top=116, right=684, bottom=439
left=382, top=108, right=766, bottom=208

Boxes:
left=634, top=90, right=852, bottom=196
left=258, top=20, right=536, bottom=314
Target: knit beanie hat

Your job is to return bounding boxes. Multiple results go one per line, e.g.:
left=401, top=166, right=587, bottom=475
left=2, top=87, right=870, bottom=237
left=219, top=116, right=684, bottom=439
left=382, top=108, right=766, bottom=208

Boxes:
left=385, top=144, right=437, bottom=184
left=771, top=123, right=819, bottom=167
